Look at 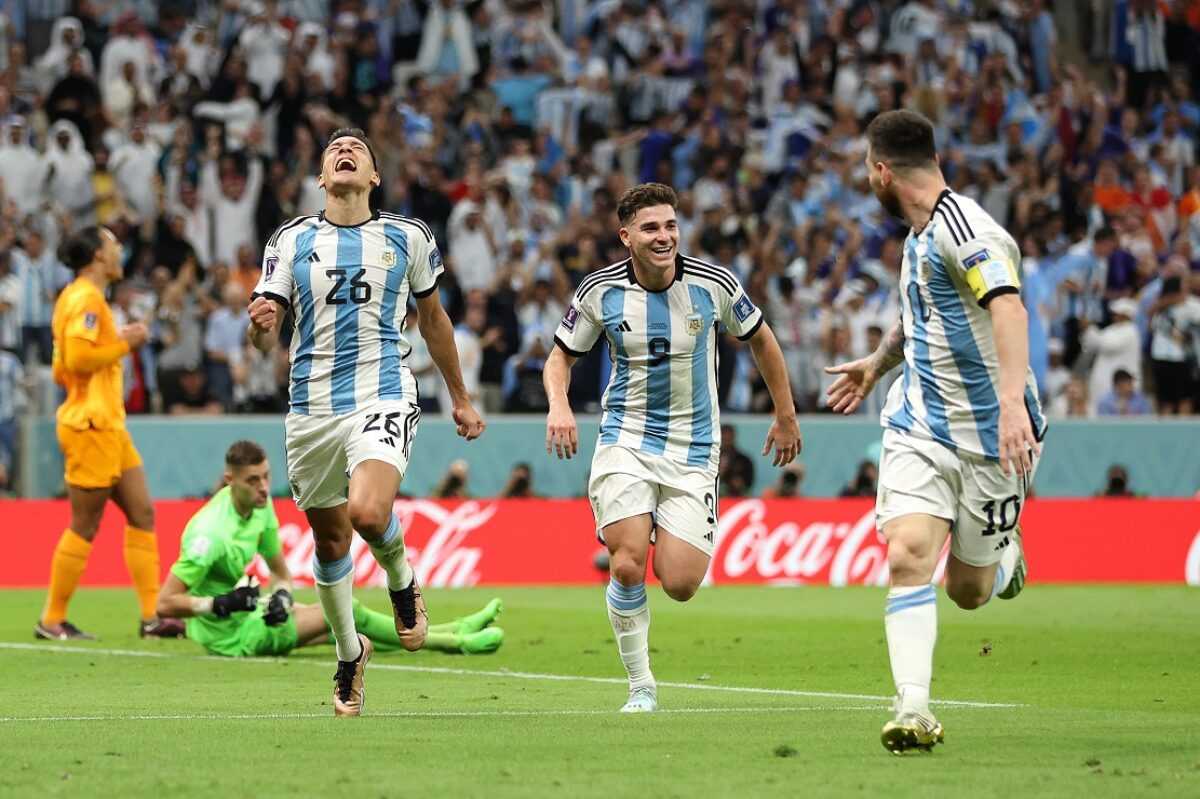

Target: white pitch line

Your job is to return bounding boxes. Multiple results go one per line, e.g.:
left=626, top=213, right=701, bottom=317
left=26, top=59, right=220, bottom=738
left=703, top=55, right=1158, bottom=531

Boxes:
left=0, top=706, right=890, bottom=724
left=0, top=642, right=1022, bottom=709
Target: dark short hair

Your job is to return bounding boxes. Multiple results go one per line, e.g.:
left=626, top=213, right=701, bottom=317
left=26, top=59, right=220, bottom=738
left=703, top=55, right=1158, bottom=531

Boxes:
left=225, top=440, right=268, bottom=469
left=326, top=127, right=377, bottom=169
left=616, top=183, right=678, bottom=226
left=1112, top=369, right=1134, bottom=384
left=62, top=226, right=107, bottom=272
left=866, top=110, right=938, bottom=172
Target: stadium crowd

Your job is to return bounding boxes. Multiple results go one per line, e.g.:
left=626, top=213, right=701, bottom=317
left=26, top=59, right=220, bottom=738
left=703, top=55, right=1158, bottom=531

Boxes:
left=2, top=0, right=1200, bottom=491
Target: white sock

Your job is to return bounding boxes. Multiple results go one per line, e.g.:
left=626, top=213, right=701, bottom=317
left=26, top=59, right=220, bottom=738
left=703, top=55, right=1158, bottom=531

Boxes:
left=313, top=554, right=360, bottom=662
left=606, top=579, right=654, bottom=689
left=884, top=584, right=938, bottom=714
left=991, top=537, right=1022, bottom=598
left=367, top=514, right=414, bottom=591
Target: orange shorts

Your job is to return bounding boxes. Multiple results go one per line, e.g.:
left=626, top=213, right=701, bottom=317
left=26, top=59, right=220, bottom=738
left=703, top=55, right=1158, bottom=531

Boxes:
left=56, top=426, right=143, bottom=489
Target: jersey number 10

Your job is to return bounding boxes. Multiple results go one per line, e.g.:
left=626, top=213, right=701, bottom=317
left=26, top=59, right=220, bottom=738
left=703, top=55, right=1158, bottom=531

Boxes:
left=326, top=267, right=372, bottom=305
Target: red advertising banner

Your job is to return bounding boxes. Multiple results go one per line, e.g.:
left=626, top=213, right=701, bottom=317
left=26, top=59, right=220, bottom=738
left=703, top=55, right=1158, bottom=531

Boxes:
left=1, top=498, right=1197, bottom=587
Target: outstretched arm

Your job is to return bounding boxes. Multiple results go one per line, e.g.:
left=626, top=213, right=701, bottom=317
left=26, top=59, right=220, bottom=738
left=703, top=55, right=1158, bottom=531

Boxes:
left=746, top=324, right=802, bottom=466
left=824, top=320, right=904, bottom=415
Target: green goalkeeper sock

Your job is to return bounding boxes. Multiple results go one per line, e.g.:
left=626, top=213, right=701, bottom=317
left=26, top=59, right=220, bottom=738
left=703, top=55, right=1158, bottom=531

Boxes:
left=350, top=599, right=404, bottom=652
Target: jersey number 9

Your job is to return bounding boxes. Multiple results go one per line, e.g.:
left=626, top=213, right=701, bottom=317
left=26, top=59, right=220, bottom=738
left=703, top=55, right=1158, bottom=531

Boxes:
left=649, top=336, right=671, bottom=365
left=326, top=267, right=372, bottom=305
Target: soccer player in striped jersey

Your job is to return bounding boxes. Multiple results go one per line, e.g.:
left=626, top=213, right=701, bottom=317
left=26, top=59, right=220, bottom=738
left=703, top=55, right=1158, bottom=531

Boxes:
left=248, top=128, right=485, bottom=716
left=825, top=110, right=1047, bottom=754
left=545, top=183, right=803, bottom=713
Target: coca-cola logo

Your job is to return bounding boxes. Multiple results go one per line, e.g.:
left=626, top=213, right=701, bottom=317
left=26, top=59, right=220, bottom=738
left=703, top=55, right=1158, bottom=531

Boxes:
left=1186, top=529, right=1200, bottom=586
left=249, top=499, right=494, bottom=588
left=708, top=499, right=949, bottom=585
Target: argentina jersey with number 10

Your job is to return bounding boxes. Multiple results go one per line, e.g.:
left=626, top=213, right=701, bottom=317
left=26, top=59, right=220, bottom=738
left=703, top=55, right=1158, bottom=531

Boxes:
left=252, top=210, right=444, bottom=416
left=554, top=255, right=763, bottom=472
left=882, top=190, right=1047, bottom=461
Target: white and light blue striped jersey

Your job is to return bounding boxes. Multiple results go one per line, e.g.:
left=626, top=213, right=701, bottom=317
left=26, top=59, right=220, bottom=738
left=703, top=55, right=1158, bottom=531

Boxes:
left=554, top=255, right=764, bottom=472
left=882, top=190, right=1047, bottom=461
left=252, top=211, right=444, bottom=416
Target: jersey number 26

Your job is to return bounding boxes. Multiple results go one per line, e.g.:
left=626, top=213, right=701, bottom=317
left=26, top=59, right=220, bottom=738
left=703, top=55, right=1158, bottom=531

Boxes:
left=326, top=267, right=372, bottom=305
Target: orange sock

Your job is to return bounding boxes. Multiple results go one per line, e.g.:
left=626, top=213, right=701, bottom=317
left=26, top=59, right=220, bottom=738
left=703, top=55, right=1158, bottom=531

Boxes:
left=42, top=529, right=93, bottom=626
left=123, top=526, right=160, bottom=620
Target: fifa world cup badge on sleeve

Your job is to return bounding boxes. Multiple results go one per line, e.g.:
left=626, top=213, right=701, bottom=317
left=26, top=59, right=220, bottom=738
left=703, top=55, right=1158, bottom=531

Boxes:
left=84, top=312, right=97, bottom=329
left=686, top=312, right=703, bottom=336
left=264, top=256, right=278, bottom=278
left=430, top=248, right=443, bottom=272
left=562, top=305, right=579, bottom=332
left=733, top=295, right=755, bottom=323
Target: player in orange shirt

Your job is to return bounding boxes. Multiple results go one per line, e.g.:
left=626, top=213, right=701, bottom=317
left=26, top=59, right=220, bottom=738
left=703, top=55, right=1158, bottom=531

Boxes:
left=37, top=227, right=185, bottom=641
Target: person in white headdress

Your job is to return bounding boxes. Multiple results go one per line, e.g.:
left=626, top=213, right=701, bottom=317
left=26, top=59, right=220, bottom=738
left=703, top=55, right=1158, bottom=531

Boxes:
left=110, top=122, right=163, bottom=222
left=36, top=18, right=95, bottom=95
left=99, top=12, right=162, bottom=92
left=40, top=120, right=96, bottom=226
left=0, top=117, right=45, bottom=217
left=295, top=21, right=336, bottom=93
left=180, top=22, right=221, bottom=89
left=238, top=1, right=289, bottom=99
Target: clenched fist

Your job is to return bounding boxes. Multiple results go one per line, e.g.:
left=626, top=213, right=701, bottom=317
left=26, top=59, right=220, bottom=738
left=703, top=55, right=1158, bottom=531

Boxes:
left=248, top=296, right=276, bottom=332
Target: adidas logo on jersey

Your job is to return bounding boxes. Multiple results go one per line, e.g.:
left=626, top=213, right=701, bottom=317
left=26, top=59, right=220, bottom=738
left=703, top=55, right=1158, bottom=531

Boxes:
left=307, top=251, right=321, bottom=263
left=614, top=321, right=632, bottom=333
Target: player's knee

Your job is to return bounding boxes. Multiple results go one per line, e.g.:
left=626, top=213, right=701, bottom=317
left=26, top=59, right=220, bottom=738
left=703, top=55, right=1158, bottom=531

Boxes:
left=660, top=576, right=700, bottom=602
left=348, top=503, right=389, bottom=537
left=887, top=536, right=937, bottom=583
left=946, top=582, right=989, bottom=610
left=608, top=551, right=646, bottom=586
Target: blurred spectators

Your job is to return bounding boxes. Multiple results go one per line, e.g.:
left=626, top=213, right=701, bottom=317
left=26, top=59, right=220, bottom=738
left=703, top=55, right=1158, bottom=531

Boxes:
left=433, top=458, right=471, bottom=499
left=0, top=346, right=24, bottom=492
left=499, top=461, right=538, bottom=498
left=840, top=459, right=879, bottom=498
left=763, top=460, right=805, bottom=498
left=718, top=423, right=753, bottom=497
left=1099, top=464, right=1137, bottom=498
left=1096, top=367, right=1154, bottom=416
left=0, top=0, right=1197, bottom=494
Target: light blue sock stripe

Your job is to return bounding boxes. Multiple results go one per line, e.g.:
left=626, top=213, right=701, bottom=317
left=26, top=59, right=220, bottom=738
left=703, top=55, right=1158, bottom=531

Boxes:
left=607, top=579, right=646, bottom=611
left=886, top=586, right=937, bottom=615
left=370, top=514, right=400, bottom=549
left=313, top=553, right=354, bottom=584
left=991, top=565, right=1007, bottom=598
left=606, top=591, right=647, bottom=612
left=608, top=579, right=646, bottom=599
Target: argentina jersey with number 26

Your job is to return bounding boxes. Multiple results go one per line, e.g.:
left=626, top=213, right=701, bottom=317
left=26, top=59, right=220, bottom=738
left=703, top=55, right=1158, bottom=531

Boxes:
left=554, top=255, right=763, bottom=472
left=252, top=210, right=444, bottom=416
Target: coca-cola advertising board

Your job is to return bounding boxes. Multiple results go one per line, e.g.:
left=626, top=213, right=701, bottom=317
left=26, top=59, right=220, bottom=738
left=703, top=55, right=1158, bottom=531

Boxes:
left=1, top=499, right=1197, bottom=587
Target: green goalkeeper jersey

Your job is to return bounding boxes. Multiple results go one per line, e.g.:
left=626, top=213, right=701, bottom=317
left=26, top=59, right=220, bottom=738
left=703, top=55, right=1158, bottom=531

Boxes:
left=170, top=487, right=283, bottom=649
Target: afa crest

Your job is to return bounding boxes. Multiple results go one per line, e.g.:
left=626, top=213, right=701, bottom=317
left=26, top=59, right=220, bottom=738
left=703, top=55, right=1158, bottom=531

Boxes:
left=382, top=249, right=397, bottom=267
left=685, top=312, right=703, bottom=336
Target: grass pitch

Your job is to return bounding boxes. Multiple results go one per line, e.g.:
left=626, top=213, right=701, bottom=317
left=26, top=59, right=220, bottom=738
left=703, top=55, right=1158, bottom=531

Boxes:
left=0, top=585, right=1196, bottom=798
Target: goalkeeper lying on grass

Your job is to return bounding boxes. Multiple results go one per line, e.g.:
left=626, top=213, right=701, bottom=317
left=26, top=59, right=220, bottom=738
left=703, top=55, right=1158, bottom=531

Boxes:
left=156, top=441, right=503, bottom=658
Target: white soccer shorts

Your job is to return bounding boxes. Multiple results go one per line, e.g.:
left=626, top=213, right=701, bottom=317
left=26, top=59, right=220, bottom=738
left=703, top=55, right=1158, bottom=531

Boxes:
left=284, top=399, right=421, bottom=510
left=588, top=444, right=719, bottom=557
left=875, top=428, right=1040, bottom=567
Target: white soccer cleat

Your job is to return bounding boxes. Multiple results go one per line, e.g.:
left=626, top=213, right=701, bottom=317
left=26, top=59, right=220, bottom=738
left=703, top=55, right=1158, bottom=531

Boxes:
left=881, top=704, right=945, bottom=755
left=619, top=685, right=658, bottom=713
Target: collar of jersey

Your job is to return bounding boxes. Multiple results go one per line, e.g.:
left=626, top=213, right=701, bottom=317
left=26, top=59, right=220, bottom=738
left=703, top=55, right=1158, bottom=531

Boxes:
left=318, top=209, right=381, bottom=228
left=626, top=253, right=684, bottom=293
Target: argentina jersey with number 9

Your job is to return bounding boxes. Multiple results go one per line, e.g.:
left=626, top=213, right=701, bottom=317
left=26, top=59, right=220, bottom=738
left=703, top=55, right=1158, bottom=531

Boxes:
left=554, top=256, right=763, bottom=472
left=252, top=211, right=445, bottom=416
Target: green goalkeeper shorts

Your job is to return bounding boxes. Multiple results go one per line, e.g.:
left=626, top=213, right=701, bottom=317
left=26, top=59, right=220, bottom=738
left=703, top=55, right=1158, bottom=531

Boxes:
left=201, top=609, right=299, bottom=658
